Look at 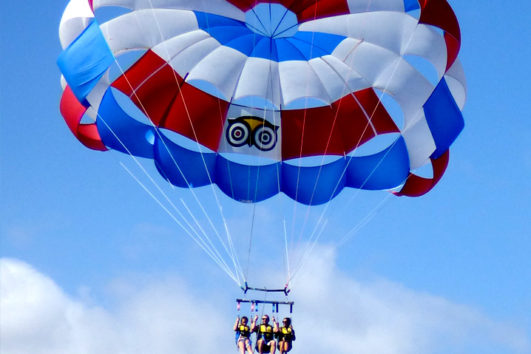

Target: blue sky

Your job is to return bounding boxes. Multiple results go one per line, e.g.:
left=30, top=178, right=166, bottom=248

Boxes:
left=1, top=1, right=530, bottom=353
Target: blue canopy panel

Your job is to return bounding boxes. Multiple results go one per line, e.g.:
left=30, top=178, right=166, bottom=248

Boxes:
left=57, top=20, right=114, bottom=105
left=423, top=79, right=464, bottom=159
left=96, top=89, right=156, bottom=158
left=154, top=134, right=216, bottom=188
left=404, top=0, right=420, bottom=12
left=95, top=93, right=411, bottom=205
left=215, top=159, right=281, bottom=203
left=193, top=11, right=346, bottom=62
left=282, top=159, right=346, bottom=205
left=155, top=137, right=410, bottom=205
left=347, top=137, right=410, bottom=190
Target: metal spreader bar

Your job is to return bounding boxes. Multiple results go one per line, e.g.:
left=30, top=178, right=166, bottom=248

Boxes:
left=236, top=299, right=294, bottom=313
left=241, top=282, right=291, bottom=296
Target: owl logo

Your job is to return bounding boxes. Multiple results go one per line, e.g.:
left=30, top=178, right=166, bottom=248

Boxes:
left=226, top=116, right=279, bottom=151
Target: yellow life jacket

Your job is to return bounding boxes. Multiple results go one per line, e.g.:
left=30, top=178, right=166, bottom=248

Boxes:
left=280, top=327, right=294, bottom=341
left=258, top=324, right=274, bottom=341
left=238, top=324, right=250, bottom=338
left=260, top=324, right=273, bottom=333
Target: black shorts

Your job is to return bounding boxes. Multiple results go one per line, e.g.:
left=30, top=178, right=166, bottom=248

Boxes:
left=256, top=339, right=275, bottom=351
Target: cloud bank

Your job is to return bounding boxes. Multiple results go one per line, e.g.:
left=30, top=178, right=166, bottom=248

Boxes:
left=1, top=253, right=529, bottom=354
left=293, top=248, right=530, bottom=354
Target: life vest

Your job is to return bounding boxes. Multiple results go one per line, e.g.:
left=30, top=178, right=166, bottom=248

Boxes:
left=238, top=324, right=250, bottom=338
left=280, top=327, right=294, bottom=341
left=258, top=324, right=274, bottom=341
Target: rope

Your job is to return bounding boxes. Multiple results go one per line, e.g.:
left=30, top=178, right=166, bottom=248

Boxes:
left=94, top=0, right=430, bottom=292
left=288, top=1, right=425, bottom=283
left=287, top=0, right=323, bottom=282
left=244, top=204, right=257, bottom=282
left=283, top=219, right=292, bottom=287
left=120, top=163, right=240, bottom=284
left=89, top=4, right=251, bottom=286
left=142, top=1, right=247, bottom=285
left=95, top=105, right=240, bottom=283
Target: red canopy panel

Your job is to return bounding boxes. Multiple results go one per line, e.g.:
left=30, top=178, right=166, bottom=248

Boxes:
left=112, top=50, right=228, bottom=151
left=113, top=52, right=399, bottom=159
left=418, top=0, right=461, bottom=70
left=395, top=150, right=450, bottom=197
left=60, top=85, right=107, bottom=151
left=281, top=88, right=399, bottom=160
left=163, top=83, right=229, bottom=151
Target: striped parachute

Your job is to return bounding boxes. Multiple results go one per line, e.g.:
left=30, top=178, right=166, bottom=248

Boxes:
left=58, top=0, right=465, bottom=205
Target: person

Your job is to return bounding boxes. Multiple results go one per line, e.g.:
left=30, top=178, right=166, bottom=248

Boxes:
left=252, top=314, right=277, bottom=354
left=234, top=316, right=253, bottom=354
left=277, top=317, right=296, bottom=353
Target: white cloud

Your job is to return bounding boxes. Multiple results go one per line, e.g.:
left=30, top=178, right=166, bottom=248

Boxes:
left=0, top=259, right=227, bottom=354
left=1, top=254, right=529, bottom=354
left=292, top=247, right=531, bottom=354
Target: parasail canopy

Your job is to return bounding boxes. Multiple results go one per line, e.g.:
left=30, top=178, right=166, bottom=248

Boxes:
left=58, top=0, right=466, bottom=205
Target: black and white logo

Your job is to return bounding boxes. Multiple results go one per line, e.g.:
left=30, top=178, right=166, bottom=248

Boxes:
left=226, top=117, right=279, bottom=151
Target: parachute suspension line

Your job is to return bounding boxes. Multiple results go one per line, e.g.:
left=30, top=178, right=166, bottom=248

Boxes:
left=93, top=106, right=238, bottom=283
left=303, top=15, right=424, bottom=234
left=261, top=291, right=268, bottom=318
left=290, top=0, right=378, bottom=265
left=289, top=18, right=426, bottom=283
left=327, top=15, right=422, bottom=211
left=216, top=100, right=246, bottom=286
left=289, top=89, right=402, bottom=282
left=337, top=192, right=393, bottom=247
left=283, top=219, right=292, bottom=287
left=264, top=8, right=420, bottom=285
left=289, top=65, right=353, bottom=279
left=219, top=158, right=246, bottom=284
left=288, top=2, right=424, bottom=288
left=287, top=0, right=330, bottom=275
left=287, top=105, right=306, bottom=264
left=332, top=167, right=419, bottom=251
left=243, top=105, right=275, bottom=283
left=289, top=119, right=403, bottom=283
left=293, top=86, right=378, bottom=258
left=244, top=203, right=257, bottom=283
left=289, top=219, right=328, bottom=284
left=199, top=3, right=280, bottom=286
left=294, top=172, right=399, bottom=281
left=120, top=163, right=240, bottom=284
left=178, top=198, right=239, bottom=277
left=138, top=1, right=246, bottom=286
left=287, top=59, right=313, bottom=276
left=114, top=47, right=241, bottom=285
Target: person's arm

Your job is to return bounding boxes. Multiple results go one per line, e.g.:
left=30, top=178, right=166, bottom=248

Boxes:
left=291, top=327, right=296, bottom=341
left=273, top=317, right=279, bottom=333
left=250, top=315, right=258, bottom=332
left=233, top=317, right=240, bottom=331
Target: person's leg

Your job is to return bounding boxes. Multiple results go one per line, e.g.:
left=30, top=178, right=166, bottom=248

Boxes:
left=238, top=340, right=245, bottom=354
left=245, top=339, right=253, bottom=354
left=269, top=340, right=276, bottom=353
left=257, top=339, right=264, bottom=354
left=278, top=340, right=285, bottom=354
left=285, top=341, right=292, bottom=353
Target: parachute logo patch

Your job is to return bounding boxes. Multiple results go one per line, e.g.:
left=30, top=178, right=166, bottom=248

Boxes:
left=226, top=117, right=279, bottom=152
